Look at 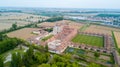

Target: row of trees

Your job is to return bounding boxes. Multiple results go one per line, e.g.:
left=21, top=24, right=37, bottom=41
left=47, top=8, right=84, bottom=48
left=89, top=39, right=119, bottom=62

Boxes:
left=0, top=19, right=45, bottom=34
left=96, top=14, right=120, bottom=18
left=46, top=17, right=63, bottom=22
left=43, top=28, right=53, bottom=32
left=0, top=56, right=3, bottom=67
left=0, top=23, right=35, bottom=34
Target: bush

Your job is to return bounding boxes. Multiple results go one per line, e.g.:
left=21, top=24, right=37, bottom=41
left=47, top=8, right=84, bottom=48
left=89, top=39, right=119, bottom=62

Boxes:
left=94, top=52, right=100, bottom=58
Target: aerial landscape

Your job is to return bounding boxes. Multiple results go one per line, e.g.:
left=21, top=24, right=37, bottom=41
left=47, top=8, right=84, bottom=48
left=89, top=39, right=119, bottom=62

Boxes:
left=0, top=0, right=120, bottom=67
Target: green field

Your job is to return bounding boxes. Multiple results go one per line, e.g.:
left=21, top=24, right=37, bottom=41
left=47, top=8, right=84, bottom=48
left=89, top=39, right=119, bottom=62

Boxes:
left=42, top=34, right=53, bottom=41
left=72, top=34, right=104, bottom=47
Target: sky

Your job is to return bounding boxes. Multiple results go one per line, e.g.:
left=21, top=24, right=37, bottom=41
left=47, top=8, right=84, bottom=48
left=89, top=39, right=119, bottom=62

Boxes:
left=0, top=0, right=120, bottom=9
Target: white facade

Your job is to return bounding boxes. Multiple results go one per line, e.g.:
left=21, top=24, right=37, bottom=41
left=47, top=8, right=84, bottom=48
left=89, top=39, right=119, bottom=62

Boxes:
left=32, top=31, right=40, bottom=35
left=48, top=40, right=61, bottom=49
left=53, top=25, right=61, bottom=35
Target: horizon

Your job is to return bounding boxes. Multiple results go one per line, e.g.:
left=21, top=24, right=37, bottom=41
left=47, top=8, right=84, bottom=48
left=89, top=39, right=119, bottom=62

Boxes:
left=1, top=6, right=120, bottom=10
left=0, top=0, right=120, bottom=9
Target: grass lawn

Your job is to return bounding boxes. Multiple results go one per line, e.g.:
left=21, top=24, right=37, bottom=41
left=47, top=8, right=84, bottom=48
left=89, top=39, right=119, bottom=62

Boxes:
left=42, top=35, right=53, bottom=41
left=72, top=34, right=103, bottom=47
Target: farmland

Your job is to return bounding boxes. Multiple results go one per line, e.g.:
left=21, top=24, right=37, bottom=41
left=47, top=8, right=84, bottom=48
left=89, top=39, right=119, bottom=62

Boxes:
left=72, top=34, right=104, bottom=47
left=114, top=32, right=120, bottom=48
left=38, top=20, right=84, bottom=30
left=0, top=12, right=49, bottom=31
left=84, top=25, right=112, bottom=36
left=92, top=25, right=120, bottom=32
left=38, top=22, right=55, bottom=27
left=7, top=28, right=40, bottom=40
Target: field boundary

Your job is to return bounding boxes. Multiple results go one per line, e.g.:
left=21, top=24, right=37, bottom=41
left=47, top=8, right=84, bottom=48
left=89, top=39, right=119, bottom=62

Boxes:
left=79, top=23, right=90, bottom=31
left=111, top=31, right=118, bottom=48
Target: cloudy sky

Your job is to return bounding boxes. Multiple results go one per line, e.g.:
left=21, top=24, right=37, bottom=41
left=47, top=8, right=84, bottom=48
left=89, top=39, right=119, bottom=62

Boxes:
left=0, top=0, right=120, bottom=9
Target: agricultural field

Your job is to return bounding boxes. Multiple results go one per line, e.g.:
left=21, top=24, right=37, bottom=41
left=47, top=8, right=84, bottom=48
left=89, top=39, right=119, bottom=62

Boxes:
left=55, top=20, right=84, bottom=29
left=38, top=22, right=55, bottom=27
left=37, top=20, right=70, bottom=27
left=0, top=23, right=12, bottom=31
left=72, top=34, right=104, bottom=47
left=7, top=28, right=40, bottom=40
left=84, top=25, right=112, bottom=36
left=114, top=31, right=120, bottom=48
left=91, top=25, right=120, bottom=32
left=68, top=21, right=84, bottom=29
left=0, top=12, right=49, bottom=31
left=38, top=20, right=84, bottom=30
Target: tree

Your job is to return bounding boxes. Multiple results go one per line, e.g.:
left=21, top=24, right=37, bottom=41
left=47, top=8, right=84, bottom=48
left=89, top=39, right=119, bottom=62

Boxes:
left=46, top=17, right=63, bottom=22
left=44, top=28, right=53, bottom=32
left=118, top=49, right=120, bottom=54
left=38, top=20, right=42, bottom=23
left=11, top=53, right=18, bottom=67
left=17, top=52, right=23, bottom=67
left=0, top=38, right=22, bottom=54
left=0, top=55, right=3, bottom=67
left=45, top=45, right=48, bottom=52
left=51, top=64, right=57, bottom=67
left=56, top=62, right=65, bottom=67
left=23, top=46, right=34, bottom=67
left=63, top=53, right=71, bottom=59
left=11, top=52, right=23, bottom=67
left=87, top=63, right=101, bottom=67
left=35, top=24, right=38, bottom=27
left=38, top=64, right=50, bottom=67
left=72, top=62, right=79, bottom=67
left=0, top=34, right=7, bottom=41
left=34, top=52, right=49, bottom=64
left=12, top=23, right=17, bottom=30
left=94, top=52, right=100, bottom=58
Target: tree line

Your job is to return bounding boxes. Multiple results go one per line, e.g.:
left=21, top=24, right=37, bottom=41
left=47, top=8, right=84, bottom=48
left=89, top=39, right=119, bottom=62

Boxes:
left=46, top=17, right=63, bottom=22
left=0, top=19, right=45, bottom=35
left=0, top=23, right=35, bottom=34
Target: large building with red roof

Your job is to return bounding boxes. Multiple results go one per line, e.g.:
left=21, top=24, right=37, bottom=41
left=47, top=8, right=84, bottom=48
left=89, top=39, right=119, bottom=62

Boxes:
left=47, top=25, right=77, bottom=54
